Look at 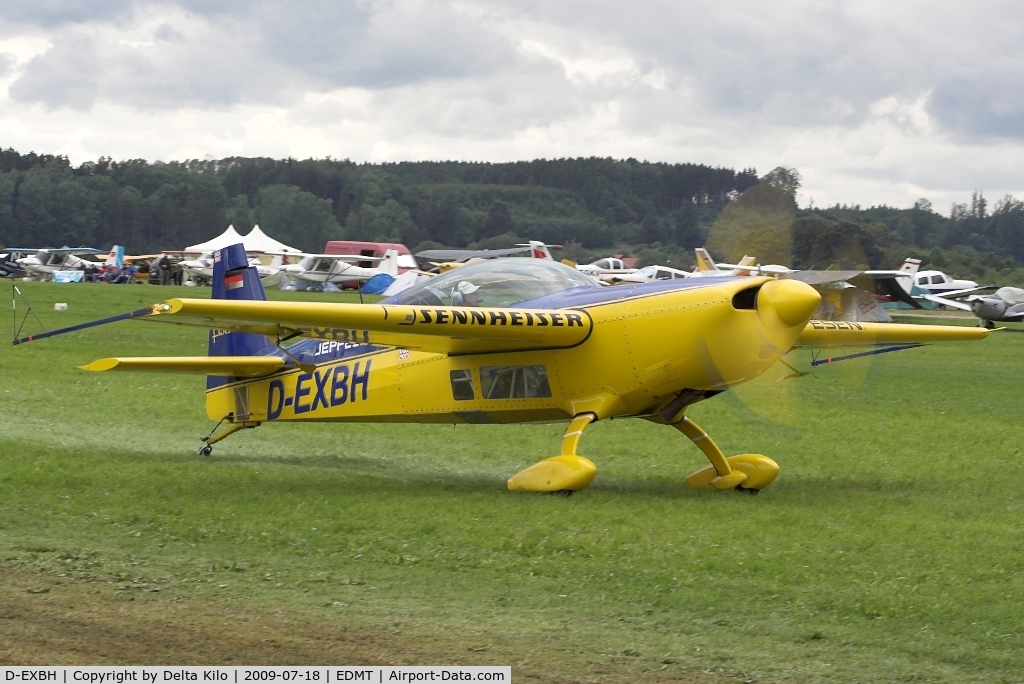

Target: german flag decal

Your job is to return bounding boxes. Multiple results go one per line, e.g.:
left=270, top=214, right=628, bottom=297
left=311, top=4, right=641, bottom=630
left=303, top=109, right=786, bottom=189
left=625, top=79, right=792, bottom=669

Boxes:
left=225, top=273, right=244, bottom=290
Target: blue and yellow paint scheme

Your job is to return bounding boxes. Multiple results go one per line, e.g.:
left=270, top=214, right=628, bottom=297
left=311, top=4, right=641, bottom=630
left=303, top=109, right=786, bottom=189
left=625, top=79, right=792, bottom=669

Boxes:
left=40, top=243, right=989, bottom=493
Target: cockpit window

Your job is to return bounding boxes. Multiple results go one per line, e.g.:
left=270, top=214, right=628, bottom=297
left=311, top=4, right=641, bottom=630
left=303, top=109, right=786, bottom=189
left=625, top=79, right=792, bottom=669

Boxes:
left=395, top=258, right=597, bottom=307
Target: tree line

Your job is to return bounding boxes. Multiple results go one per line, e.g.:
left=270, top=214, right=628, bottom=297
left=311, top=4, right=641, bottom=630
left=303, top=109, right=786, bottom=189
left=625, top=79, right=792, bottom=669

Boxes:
left=0, top=150, right=758, bottom=254
left=1, top=147, right=1022, bottom=284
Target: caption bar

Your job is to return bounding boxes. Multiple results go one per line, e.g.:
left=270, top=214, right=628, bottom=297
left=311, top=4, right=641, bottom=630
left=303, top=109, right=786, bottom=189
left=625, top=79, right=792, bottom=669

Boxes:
left=1, top=668, right=509, bottom=684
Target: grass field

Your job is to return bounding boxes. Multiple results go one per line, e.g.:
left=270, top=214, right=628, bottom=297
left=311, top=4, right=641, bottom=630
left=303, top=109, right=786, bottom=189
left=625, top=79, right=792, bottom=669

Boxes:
left=2, top=281, right=1023, bottom=682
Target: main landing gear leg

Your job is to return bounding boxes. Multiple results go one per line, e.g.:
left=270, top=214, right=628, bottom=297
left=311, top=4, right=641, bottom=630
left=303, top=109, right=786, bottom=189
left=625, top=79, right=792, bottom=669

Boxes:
left=673, top=416, right=779, bottom=492
left=198, top=419, right=261, bottom=456
left=507, top=413, right=599, bottom=494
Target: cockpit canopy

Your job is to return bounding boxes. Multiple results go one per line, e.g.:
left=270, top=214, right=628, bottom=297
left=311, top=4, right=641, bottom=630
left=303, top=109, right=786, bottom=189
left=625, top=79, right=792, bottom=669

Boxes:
left=390, top=259, right=597, bottom=308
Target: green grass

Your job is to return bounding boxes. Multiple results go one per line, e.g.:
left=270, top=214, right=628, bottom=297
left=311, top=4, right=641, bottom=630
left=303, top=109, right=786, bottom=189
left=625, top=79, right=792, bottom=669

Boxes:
left=3, top=281, right=1024, bottom=681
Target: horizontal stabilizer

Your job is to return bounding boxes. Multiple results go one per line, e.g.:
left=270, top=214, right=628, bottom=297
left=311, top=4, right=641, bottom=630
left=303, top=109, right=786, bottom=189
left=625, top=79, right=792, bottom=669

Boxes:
left=79, top=356, right=287, bottom=376
left=927, top=285, right=998, bottom=299
left=922, top=294, right=974, bottom=312
left=794, top=321, right=987, bottom=348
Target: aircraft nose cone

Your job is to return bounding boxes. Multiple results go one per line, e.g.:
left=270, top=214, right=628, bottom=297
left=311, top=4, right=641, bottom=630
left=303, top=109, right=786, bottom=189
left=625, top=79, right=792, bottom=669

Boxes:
left=758, top=279, right=821, bottom=326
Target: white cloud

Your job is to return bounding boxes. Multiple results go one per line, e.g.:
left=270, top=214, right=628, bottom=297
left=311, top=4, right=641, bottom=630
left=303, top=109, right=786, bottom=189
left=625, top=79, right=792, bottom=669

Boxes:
left=0, top=0, right=1022, bottom=211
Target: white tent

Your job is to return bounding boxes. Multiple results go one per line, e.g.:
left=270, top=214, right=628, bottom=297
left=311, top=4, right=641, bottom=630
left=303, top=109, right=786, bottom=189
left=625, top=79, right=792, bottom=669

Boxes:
left=182, top=225, right=244, bottom=253
left=243, top=225, right=301, bottom=254
left=182, top=225, right=300, bottom=254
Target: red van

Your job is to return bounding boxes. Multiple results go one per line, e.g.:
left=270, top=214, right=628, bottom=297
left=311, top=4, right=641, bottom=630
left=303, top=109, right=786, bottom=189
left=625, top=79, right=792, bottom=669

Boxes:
left=324, top=241, right=418, bottom=288
left=324, top=241, right=416, bottom=270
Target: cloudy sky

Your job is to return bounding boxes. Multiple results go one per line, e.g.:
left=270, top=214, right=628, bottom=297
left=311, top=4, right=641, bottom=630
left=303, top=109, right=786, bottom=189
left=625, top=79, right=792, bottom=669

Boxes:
left=1, top=0, right=1022, bottom=212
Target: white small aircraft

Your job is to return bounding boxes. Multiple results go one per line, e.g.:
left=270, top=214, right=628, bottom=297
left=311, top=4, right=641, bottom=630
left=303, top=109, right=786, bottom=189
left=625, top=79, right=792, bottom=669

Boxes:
left=16, top=247, right=106, bottom=279
left=605, top=264, right=692, bottom=284
left=837, top=258, right=981, bottom=310
left=690, top=249, right=757, bottom=277
left=909, top=268, right=978, bottom=295
left=575, top=249, right=755, bottom=285
left=180, top=252, right=287, bottom=287
left=575, top=256, right=638, bottom=279
left=272, top=249, right=401, bottom=287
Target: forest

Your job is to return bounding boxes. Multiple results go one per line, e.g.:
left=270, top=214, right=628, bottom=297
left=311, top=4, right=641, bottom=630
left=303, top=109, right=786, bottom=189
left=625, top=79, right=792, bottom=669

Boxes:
left=1, top=148, right=1023, bottom=284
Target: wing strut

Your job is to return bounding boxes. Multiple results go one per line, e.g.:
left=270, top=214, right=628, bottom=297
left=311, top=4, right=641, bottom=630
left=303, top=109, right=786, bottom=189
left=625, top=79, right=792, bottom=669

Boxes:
left=13, top=303, right=156, bottom=345
left=810, top=344, right=923, bottom=367
left=12, top=284, right=48, bottom=343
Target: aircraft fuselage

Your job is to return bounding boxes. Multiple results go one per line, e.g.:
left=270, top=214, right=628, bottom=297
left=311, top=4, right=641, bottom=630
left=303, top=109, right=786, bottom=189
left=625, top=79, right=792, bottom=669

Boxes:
left=205, top=277, right=819, bottom=426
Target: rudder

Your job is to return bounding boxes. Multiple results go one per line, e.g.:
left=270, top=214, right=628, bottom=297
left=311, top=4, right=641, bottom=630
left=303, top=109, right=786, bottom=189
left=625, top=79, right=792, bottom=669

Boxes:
left=207, top=243, right=275, bottom=390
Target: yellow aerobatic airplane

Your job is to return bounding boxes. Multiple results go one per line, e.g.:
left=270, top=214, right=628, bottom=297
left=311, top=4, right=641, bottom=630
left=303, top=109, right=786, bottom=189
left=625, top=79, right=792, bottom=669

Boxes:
left=16, top=243, right=988, bottom=494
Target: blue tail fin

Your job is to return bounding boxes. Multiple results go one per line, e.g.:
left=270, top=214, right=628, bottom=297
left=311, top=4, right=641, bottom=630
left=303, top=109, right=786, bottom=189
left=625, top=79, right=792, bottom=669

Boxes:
left=207, top=243, right=274, bottom=389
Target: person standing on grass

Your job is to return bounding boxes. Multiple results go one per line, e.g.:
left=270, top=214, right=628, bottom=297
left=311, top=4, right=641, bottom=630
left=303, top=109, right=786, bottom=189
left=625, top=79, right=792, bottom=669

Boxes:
left=159, top=255, right=172, bottom=286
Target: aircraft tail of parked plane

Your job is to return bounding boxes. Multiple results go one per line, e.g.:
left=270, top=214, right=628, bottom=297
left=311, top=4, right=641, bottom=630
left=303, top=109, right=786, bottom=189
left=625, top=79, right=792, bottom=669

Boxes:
left=694, top=248, right=718, bottom=273
left=269, top=253, right=288, bottom=268
left=694, top=249, right=756, bottom=276
left=521, top=241, right=556, bottom=261
left=380, top=249, right=401, bottom=277
left=730, top=256, right=758, bottom=276
left=105, top=246, right=125, bottom=269
left=893, top=257, right=923, bottom=294
left=899, top=258, right=921, bottom=276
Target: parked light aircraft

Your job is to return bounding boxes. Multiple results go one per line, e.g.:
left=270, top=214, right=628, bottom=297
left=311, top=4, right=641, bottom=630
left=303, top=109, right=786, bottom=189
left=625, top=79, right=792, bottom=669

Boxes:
left=600, top=250, right=757, bottom=285
left=272, top=249, right=401, bottom=287
left=923, top=286, right=1024, bottom=328
left=912, top=268, right=978, bottom=295
left=0, top=249, right=39, bottom=277
left=575, top=256, right=637, bottom=279
left=180, top=252, right=287, bottom=287
left=424, top=242, right=670, bottom=284
left=690, top=249, right=757, bottom=277
left=16, top=247, right=106, bottom=279
left=606, top=264, right=692, bottom=284
left=17, top=243, right=988, bottom=494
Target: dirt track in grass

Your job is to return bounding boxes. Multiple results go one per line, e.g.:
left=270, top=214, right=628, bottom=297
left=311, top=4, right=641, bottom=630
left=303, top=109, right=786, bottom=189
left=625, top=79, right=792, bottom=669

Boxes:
left=0, top=566, right=717, bottom=684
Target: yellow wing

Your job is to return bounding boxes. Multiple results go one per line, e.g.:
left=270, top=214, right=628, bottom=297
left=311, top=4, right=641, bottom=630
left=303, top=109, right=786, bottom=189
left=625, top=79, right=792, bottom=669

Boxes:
left=143, top=299, right=593, bottom=355
left=794, top=320, right=988, bottom=348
